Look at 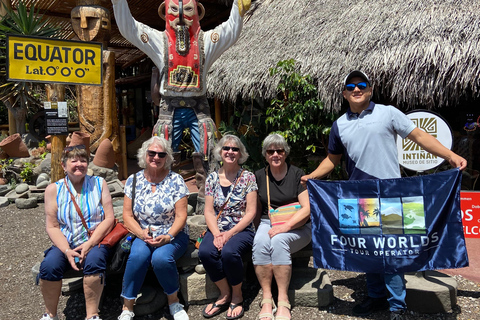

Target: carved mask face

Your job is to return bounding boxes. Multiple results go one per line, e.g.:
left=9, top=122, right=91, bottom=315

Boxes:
left=162, top=0, right=201, bottom=55
left=166, top=0, right=197, bottom=29
left=71, top=6, right=111, bottom=42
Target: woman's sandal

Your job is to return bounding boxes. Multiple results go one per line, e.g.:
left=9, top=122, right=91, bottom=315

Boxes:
left=257, top=298, right=277, bottom=320
left=274, top=301, right=291, bottom=320
left=226, top=301, right=244, bottom=320
left=202, top=301, right=230, bottom=318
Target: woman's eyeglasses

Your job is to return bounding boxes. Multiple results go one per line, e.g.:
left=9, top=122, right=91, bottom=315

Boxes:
left=147, top=150, right=167, bottom=158
left=64, top=144, right=86, bottom=153
left=345, top=82, right=368, bottom=91
left=266, top=149, right=285, bottom=155
left=222, top=146, right=240, bottom=152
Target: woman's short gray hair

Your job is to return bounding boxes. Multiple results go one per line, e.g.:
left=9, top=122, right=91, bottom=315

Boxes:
left=213, top=134, right=249, bottom=164
left=262, top=133, right=291, bottom=157
left=137, top=136, right=174, bottom=169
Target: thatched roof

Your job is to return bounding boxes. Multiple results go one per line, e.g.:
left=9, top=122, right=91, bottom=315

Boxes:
left=206, top=0, right=480, bottom=111
left=9, top=0, right=234, bottom=67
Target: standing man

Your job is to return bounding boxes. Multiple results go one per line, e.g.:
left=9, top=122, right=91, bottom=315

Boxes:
left=301, top=70, right=467, bottom=319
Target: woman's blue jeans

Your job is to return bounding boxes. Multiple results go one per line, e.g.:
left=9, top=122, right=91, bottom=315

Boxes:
left=121, top=231, right=188, bottom=299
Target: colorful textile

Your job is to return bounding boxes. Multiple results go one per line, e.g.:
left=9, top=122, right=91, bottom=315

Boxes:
left=205, top=169, right=257, bottom=232
left=308, top=169, right=468, bottom=273
left=124, top=170, right=189, bottom=235
left=56, top=175, right=105, bottom=247
left=269, top=202, right=301, bottom=226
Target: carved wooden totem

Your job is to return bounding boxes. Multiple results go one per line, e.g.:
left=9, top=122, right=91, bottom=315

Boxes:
left=71, top=0, right=121, bottom=167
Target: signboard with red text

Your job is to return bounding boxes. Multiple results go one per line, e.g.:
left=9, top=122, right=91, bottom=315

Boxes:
left=460, top=191, right=480, bottom=238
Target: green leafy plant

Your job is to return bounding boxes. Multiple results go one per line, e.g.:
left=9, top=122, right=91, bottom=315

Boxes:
left=0, top=0, right=60, bottom=134
left=266, top=59, right=338, bottom=171
left=20, top=162, right=36, bottom=183
left=38, top=140, right=47, bottom=148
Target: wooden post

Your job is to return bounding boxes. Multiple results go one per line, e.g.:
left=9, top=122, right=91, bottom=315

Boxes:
left=46, top=84, right=66, bottom=182
left=120, top=125, right=128, bottom=180
left=1, top=1, right=14, bottom=135
left=214, top=98, right=222, bottom=128
left=7, top=110, right=15, bottom=135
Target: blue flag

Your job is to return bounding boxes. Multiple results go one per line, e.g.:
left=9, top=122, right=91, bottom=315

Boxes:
left=307, top=169, right=468, bottom=273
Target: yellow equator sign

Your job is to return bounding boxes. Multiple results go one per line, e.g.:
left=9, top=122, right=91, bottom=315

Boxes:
left=7, top=35, right=103, bottom=86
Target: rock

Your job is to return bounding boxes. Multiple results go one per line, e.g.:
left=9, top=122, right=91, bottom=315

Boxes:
left=288, top=267, right=334, bottom=307
left=22, top=133, right=39, bottom=148
left=36, top=181, right=50, bottom=189
left=33, top=153, right=52, bottom=176
left=134, top=284, right=167, bottom=316
left=89, top=163, right=118, bottom=182
left=15, top=183, right=29, bottom=194
left=179, top=271, right=219, bottom=305
left=0, top=197, right=9, bottom=207
left=176, top=243, right=199, bottom=270
left=0, top=185, right=10, bottom=195
left=405, top=271, right=458, bottom=313
left=4, top=189, right=28, bottom=201
left=36, top=173, right=50, bottom=185
left=29, top=191, right=45, bottom=203
left=113, top=206, right=123, bottom=220
left=195, top=264, right=206, bottom=274
left=15, top=198, right=38, bottom=209
left=187, top=215, right=207, bottom=242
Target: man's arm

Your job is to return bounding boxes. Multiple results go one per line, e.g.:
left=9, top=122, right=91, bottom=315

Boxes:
left=407, top=128, right=467, bottom=170
left=301, top=153, right=342, bottom=186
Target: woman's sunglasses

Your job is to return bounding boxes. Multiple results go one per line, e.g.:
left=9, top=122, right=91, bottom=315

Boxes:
left=222, top=146, right=240, bottom=152
left=345, top=82, right=368, bottom=91
left=147, top=150, right=167, bottom=158
left=266, top=149, right=285, bottom=156
left=64, top=144, right=86, bottom=153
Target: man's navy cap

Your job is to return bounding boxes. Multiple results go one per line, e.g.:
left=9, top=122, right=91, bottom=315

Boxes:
left=343, top=70, right=371, bottom=86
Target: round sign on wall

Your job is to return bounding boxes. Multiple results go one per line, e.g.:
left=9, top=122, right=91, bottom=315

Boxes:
left=396, top=110, right=453, bottom=172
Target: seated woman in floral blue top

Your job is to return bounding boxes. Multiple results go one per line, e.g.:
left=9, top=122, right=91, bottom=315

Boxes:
left=118, top=136, right=189, bottom=320
left=199, top=134, right=258, bottom=320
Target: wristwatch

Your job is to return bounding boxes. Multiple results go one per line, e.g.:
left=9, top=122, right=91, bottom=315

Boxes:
left=167, top=233, right=175, bottom=242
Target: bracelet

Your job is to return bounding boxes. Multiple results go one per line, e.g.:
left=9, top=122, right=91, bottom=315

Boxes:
left=64, top=248, right=70, bottom=256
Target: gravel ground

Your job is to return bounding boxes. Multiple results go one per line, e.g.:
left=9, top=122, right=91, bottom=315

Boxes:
left=1, top=202, right=480, bottom=320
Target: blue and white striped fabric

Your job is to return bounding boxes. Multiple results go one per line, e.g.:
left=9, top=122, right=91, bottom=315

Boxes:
left=56, top=175, right=105, bottom=247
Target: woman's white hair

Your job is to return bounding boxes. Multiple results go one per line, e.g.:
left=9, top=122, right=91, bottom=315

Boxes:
left=213, top=134, right=249, bottom=164
left=261, top=133, right=291, bottom=157
left=137, top=136, right=174, bottom=169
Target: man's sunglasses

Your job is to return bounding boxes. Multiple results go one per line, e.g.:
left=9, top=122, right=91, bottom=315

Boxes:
left=345, top=82, right=368, bottom=91
left=266, top=149, right=285, bottom=156
left=64, top=144, right=86, bottom=153
left=222, top=146, right=240, bottom=152
left=147, top=150, right=167, bottom=158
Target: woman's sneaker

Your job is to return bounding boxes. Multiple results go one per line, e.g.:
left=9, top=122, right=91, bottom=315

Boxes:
left=86, top=316, right=102, bottom=320
left=40, top=314, right=58, bottom=320
left=169, top=302, right=189, bottom=320
left=118, top=310, right=135, bottom=320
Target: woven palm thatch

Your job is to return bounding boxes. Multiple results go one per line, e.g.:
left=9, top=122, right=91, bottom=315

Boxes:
left=207, top=0, right=480, bottom=112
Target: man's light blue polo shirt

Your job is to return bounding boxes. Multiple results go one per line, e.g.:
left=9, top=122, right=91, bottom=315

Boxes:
left=329, top=102, right=416, bottom=180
